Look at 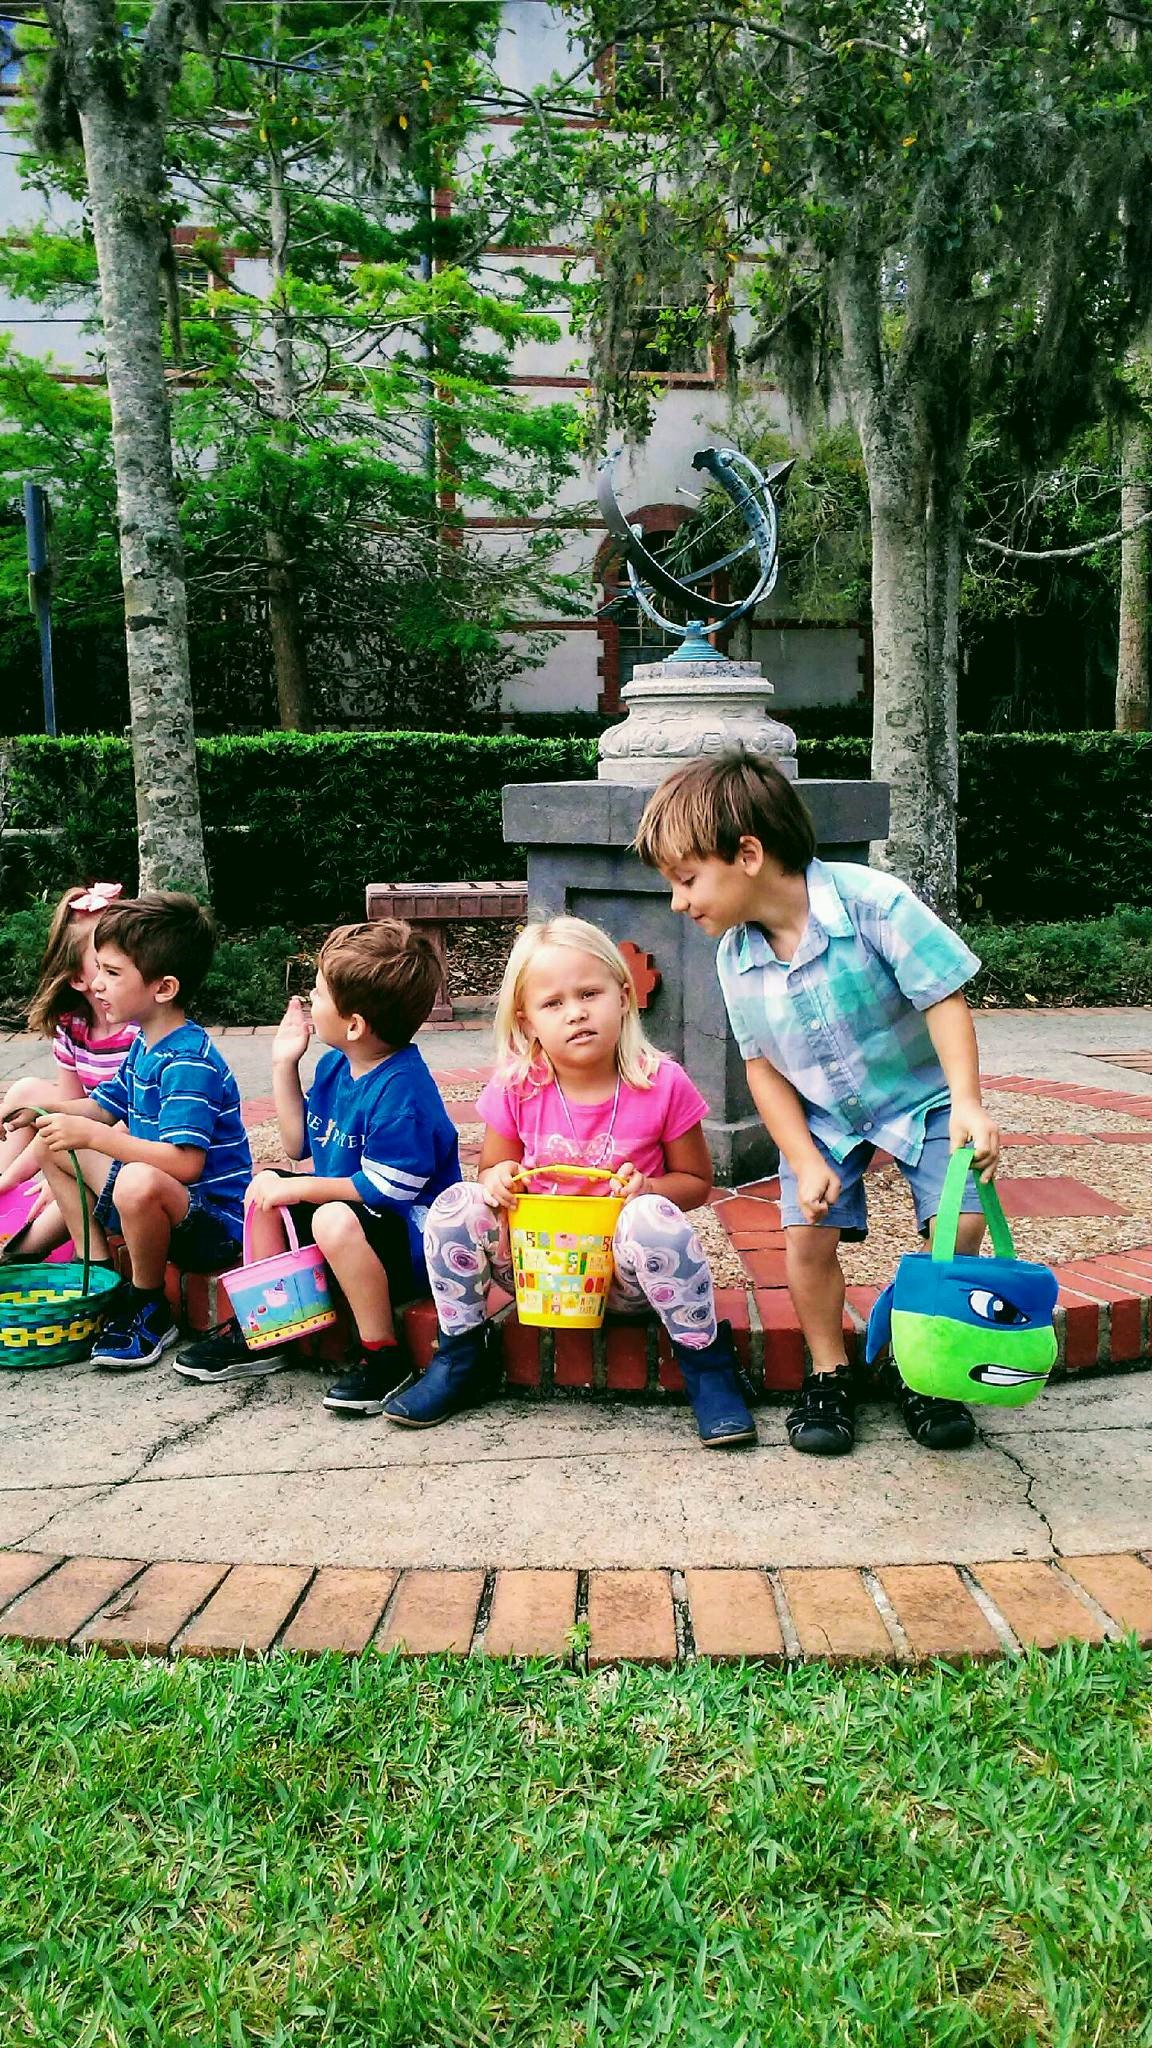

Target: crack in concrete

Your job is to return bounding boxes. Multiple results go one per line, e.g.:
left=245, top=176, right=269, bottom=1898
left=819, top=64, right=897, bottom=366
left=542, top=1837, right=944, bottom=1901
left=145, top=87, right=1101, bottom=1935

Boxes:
left=124, top=1384, right=258, bottom=1484
left=977, top=1427, right=1060, bottom=1555
left=14, top=1483, right=121, bottom=1549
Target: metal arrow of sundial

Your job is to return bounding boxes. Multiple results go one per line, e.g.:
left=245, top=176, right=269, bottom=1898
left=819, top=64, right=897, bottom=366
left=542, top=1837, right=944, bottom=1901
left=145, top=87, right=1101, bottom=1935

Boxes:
left=596, top=446, right=796, bottom=661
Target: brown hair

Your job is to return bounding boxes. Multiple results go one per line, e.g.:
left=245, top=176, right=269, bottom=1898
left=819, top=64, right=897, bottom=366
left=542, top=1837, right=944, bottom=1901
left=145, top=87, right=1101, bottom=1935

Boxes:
left=26, top=887, right=101, bottom=1038
left=633, top=751, right=816, bottom=874
left=94, top=892, right=217, bottom=1002
left=318, top=919, right=442, bottom=1045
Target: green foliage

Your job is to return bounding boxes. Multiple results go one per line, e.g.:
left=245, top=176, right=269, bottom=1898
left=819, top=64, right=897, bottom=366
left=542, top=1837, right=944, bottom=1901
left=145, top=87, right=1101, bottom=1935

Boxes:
left=802, top=732, right=1152, bottom=920
left=0, top=4, right=586, bottom=734
left=0, top=732, right=600, bottom=928
left=0, top=1643, right=1150, bottom=2042
left=965, top=910, right=1152, bottom=1009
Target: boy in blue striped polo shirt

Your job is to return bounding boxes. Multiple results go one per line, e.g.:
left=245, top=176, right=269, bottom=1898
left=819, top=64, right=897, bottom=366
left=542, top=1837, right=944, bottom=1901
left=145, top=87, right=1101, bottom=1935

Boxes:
left=27, top=893, right=251, bottom=1370
left=636, top=752, right=1001, bottom=1458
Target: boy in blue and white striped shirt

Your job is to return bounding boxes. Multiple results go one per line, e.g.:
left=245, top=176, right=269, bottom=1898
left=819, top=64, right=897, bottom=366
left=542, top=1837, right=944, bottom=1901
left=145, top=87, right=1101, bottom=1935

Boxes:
left=27, top=892, right=252, bottom=1370
left=636, top=752, right=1002, bottom=1460
left=174, top=918, right=461, bottom=1415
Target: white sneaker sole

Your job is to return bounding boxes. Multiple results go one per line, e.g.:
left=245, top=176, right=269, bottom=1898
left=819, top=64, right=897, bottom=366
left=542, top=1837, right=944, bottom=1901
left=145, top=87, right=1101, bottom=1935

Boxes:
left=173, top=1352, right=286, bottom=1383
left=92, top=1325, right=181, bottom=1373
left=322, top=1393, right=387, bottom=1415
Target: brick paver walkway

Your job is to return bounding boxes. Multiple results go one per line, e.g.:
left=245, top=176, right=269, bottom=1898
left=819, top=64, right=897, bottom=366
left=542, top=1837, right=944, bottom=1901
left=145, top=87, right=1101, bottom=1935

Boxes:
left=0, top=1549, right=1150, bottom=1664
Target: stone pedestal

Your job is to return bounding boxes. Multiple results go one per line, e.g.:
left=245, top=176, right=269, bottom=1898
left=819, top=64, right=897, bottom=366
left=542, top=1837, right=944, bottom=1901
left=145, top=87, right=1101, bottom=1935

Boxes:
left=597, top=653, right=800, bottom=785
left=502, top=776, right=890, bottom=1184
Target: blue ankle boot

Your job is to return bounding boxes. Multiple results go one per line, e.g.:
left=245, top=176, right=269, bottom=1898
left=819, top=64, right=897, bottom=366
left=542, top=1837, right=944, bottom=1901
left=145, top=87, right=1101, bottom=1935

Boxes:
left=674, top=1321, right=758, bottom=1448
left=382, top=1325, right=496, bottom=1428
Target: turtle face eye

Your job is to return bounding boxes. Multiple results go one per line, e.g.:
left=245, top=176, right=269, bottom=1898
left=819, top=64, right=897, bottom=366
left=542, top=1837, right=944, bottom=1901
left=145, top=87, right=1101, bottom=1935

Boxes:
left=968, top=1288, right=1027, bottom=1327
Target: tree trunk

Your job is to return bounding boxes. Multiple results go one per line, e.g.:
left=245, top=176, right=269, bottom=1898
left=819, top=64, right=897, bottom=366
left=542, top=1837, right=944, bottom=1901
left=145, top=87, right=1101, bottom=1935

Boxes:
left=866, top=463, right=963, bottom=915
left=1116, top=409, right=1150, bottom=732
left=265, top=123, right=311, bottom=730
left=55, top=0, right=208, bottom=898
left=834, top=248, right=965, bottom=915
left=265, top=528, right=310, bottom=730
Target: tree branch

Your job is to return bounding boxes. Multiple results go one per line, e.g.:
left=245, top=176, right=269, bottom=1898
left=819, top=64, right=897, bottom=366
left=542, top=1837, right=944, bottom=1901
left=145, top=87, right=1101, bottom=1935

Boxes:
left=969, top=509, right=1152, bottom=561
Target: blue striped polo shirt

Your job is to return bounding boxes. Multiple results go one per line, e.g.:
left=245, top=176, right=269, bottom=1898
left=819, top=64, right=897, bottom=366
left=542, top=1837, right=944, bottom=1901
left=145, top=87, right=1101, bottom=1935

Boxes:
left=92, top=1021, right=252, bottom=1230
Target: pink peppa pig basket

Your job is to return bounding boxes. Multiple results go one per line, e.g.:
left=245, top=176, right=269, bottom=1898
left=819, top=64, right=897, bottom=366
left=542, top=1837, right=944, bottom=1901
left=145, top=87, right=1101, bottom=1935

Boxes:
left=223, top=1207, right=337, bottom=1354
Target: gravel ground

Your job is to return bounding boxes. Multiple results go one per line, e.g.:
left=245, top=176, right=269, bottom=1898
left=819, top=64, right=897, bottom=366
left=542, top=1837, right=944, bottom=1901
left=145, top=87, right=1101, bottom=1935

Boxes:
left=984, top=1089, right=1152, bottom=1133
left=445, top=921, right=524, bottom=1001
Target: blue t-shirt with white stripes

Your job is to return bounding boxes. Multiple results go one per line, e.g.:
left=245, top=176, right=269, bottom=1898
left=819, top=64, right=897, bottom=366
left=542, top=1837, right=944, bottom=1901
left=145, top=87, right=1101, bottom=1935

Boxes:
left=304, top=1043, right=461, bottom=1275
left=92, top=1021, right=252, bottom=1232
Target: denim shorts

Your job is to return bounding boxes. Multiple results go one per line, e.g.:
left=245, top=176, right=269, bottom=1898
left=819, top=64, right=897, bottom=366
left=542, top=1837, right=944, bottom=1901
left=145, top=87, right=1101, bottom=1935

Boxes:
left=776, top=1103, right=985, bottom=1242
left=95, top=1163, right=242, bottom=1274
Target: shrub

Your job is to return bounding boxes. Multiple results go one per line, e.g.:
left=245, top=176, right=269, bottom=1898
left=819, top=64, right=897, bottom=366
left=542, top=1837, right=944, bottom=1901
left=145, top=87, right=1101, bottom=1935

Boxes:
left=3, top=729, right=1152, bottom=927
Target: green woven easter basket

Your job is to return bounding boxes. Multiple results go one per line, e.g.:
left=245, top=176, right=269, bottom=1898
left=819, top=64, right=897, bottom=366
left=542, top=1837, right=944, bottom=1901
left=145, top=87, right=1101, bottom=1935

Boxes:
left=0, top=1144, right=120, bottom=1370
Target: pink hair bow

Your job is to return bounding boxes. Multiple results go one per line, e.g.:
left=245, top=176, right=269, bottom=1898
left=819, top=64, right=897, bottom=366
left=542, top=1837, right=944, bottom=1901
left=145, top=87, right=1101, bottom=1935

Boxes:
left=71, top=882, right=123, bottom=915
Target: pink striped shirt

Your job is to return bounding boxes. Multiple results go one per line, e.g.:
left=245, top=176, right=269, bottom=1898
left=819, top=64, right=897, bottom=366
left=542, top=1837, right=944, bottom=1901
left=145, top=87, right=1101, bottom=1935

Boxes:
left=53, top=1012, right=138, bottom=1095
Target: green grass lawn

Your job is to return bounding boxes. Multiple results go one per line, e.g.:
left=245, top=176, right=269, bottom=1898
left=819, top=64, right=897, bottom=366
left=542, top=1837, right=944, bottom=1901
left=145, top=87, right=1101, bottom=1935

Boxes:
left=1, top=1643, right=1150, bottom=2046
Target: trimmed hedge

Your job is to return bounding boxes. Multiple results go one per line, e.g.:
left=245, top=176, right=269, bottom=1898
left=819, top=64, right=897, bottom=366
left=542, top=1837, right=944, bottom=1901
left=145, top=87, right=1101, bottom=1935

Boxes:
left=3, top=730, right=1152, bottom=925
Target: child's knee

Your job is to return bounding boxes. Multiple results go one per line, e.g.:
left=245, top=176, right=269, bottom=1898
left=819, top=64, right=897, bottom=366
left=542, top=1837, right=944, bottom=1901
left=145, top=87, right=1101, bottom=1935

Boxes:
left=613, top=1191, right=689, bottom=1248
left=786, top=1226, right=842, bottom=1274
left=428, top=1181, right=491, bottom=1227
left=2, top=1076, right=44, bottom=1112
left=114, top=1162, right=170, bottom=1212
left=310, top=1201, right=366, bottom=1255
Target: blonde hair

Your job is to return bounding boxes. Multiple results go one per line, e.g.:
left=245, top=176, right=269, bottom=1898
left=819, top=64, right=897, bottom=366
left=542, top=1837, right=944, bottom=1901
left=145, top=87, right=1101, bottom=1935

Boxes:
left=493, top=916, right=662, bottom=1090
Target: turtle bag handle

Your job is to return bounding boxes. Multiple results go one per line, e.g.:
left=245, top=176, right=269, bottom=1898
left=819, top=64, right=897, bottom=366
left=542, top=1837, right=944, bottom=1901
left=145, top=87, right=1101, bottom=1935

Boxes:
left=932, top=1144, right=1015, bottom=1264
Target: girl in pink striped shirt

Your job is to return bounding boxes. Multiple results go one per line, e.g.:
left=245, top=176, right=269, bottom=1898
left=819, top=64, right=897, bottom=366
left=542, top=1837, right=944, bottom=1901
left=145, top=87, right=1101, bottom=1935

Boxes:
left=0, top=885, right=136, bottom=1253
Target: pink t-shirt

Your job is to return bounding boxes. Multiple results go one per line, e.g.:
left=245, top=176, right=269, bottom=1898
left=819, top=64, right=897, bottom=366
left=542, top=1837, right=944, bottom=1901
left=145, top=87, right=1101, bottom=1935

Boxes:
left=53, top=1012, right=138, bottom=1095
left=476, top=1058, right=710, bottom=1192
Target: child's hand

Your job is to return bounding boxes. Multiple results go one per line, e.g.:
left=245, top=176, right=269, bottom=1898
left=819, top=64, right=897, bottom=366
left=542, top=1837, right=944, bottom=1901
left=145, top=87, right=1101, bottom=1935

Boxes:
left=34, top=1112, right=92, bottom=1157
left=2, top=1105, right=39, bottom=1131
left=247, top=1170, right=301, bottom=1212
left=479, top=1161, right=522, bottom=1210
left=273, top=996, right=313, bottom=1066
left=795, top=1157, right=841, bottom=1225
left=609, top=1162, right=652, bottom=1203
left=950, top=1104, right=1001, bottom=1183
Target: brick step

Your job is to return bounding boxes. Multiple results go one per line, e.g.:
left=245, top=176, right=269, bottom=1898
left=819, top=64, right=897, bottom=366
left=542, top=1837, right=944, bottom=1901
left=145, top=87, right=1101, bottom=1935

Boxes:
left=105, top=1244, right=1152, bottom=1392
left=3, top=1552, right=1152, bottom=1664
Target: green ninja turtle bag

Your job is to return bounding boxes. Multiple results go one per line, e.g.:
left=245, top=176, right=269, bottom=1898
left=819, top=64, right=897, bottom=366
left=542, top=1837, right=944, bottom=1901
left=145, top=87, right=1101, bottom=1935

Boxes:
left=865, top=1146, right=1059, bottom=1408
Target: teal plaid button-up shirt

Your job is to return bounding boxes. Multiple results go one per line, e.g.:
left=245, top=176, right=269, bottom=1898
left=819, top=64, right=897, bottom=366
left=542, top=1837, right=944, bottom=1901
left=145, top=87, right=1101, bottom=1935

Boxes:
left=716, top=859, right=981, bottom=1167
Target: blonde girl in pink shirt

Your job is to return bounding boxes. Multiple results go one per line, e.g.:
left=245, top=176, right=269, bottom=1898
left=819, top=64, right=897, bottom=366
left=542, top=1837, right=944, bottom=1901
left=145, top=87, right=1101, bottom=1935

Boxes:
left=383, top=915, right=757, bottom=1446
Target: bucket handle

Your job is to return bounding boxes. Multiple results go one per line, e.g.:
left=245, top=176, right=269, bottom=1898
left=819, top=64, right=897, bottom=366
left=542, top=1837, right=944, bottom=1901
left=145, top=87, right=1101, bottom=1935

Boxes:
left=27, top=1109, right=93, bottom=1295
left=242, top=1197, right=302, bottom=1267
left=509, top=1163, right=619, bottom=1191
left=932, top=1144, right=1015, bottom=1264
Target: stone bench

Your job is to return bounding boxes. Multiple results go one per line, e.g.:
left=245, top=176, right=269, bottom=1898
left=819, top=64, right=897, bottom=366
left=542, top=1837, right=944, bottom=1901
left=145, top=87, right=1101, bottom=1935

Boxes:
left=365, top=881, right=527, bottom=1023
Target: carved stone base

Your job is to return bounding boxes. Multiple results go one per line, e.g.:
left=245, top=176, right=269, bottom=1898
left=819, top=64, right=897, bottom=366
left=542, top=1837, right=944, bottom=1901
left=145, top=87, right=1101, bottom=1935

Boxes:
left=597, top=656, right=798, bottom=784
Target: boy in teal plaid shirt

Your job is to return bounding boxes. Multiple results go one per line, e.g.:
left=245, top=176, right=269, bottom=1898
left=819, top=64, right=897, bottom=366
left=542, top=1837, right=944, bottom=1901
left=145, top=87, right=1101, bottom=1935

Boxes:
left=635, top=751, right=1001, bottom=1457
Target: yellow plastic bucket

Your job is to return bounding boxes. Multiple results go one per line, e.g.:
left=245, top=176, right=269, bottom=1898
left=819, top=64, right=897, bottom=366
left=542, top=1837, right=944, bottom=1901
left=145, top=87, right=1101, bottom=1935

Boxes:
left=509, top=1164, right=624, bottom=1330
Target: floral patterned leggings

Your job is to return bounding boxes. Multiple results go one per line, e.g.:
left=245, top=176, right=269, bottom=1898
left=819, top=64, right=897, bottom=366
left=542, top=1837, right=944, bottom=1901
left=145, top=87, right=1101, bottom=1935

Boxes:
left=423, top=1181, right=718, bottom=1350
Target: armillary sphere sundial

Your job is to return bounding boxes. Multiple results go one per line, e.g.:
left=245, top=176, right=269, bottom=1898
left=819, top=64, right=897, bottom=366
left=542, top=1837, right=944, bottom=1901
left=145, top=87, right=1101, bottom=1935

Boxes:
left=596, top=444, right=795, bottom=663
left=594, top=444, right=801, bottom=781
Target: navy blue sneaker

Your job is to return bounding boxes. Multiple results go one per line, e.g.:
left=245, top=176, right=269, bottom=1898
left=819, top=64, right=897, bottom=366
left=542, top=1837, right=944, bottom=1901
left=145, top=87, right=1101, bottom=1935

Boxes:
left=91, top=1293, right=180, bottom=1372
left=674, top=1322, right=758, bottom=1447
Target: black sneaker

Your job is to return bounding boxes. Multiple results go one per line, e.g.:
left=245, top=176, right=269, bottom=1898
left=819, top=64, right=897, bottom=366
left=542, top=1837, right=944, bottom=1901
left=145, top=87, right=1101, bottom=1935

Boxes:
left=786, top=1366, right=856, bottom=1456
left=323, top=1350, right=410, bottom=1417
left=174, top=1320, right=285, bottom=1383
left=899, top=1383, right=976, bottom=1450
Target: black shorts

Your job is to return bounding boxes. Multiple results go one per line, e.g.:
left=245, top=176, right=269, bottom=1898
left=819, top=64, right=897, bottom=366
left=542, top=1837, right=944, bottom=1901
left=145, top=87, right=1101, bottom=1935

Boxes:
left=267, top=1171, right=418, bottom=1301
left=95, top=1164, right=242, bottom=1274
